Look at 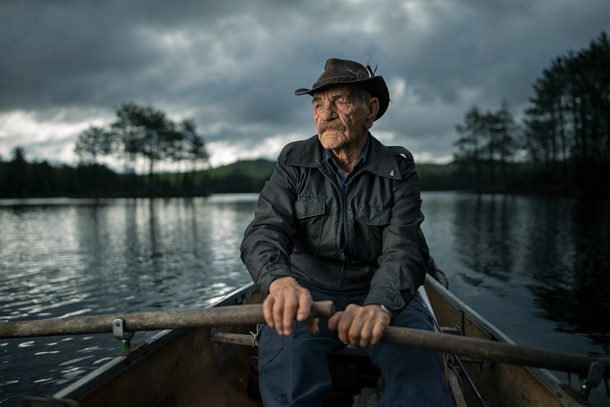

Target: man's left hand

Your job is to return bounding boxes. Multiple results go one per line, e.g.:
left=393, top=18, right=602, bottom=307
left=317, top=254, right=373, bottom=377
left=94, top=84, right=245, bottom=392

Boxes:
left=327, top=304, right=391, bottom=347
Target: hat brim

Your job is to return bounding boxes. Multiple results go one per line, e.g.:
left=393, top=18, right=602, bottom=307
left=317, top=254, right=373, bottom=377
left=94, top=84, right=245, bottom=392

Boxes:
left=295, top=76, right=390, bottom=121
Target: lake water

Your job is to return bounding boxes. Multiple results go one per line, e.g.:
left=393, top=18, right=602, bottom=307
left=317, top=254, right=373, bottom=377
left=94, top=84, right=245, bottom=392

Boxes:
left=0, top=192, right=608, bottom=406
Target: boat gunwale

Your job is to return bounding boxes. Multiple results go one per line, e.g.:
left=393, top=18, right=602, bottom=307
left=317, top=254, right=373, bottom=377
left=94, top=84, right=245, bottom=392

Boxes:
left=53, top=282, right=258, bottom=401
left=424, top=276, right=583, bottom=407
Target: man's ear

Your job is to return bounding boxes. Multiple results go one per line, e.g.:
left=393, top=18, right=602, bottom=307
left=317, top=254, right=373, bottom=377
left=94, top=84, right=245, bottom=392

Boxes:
left=366, top=97, right=379, bottom=129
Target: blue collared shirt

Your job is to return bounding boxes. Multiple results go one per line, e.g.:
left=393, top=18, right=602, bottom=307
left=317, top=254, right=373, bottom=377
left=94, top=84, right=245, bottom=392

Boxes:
left=325, top=135, right=370, bottom=198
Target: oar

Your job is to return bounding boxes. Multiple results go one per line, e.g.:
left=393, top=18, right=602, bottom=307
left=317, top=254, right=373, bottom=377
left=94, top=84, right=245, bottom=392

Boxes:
left=0, top=301, right=335, bottom=338
left=381, top=326, right=610, bottom=379
left=3, top=301, right=608, bottom=380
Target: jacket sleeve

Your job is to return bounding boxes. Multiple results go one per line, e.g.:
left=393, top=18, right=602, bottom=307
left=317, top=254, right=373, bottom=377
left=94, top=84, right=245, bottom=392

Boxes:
left=240, top=147, right=298, bottom=295
left=362, top=150, right=429, bottom=315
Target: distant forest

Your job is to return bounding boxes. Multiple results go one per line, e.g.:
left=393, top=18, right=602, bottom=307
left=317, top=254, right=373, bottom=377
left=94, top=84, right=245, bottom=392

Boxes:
left=0, top=151, right=276, bottom=198
left=453, top=31, right=610, bottom=196
left=1, top=31, right=608, bottom=199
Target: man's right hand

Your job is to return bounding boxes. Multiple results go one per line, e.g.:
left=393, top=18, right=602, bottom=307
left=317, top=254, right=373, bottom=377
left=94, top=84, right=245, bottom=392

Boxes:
left=263, top=276, right=319, bottom=336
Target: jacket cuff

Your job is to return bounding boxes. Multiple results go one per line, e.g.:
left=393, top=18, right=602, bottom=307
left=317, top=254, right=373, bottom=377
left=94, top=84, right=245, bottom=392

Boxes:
left=256, top=265, right=292, bottom=296
left=363, top=286, right=414, bottom=316
left=379, top=304, right=393, bottom=319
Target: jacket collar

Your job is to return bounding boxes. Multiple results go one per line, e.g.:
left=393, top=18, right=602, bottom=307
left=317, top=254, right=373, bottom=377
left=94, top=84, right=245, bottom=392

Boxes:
left=285, top=133, right=403, bottom=180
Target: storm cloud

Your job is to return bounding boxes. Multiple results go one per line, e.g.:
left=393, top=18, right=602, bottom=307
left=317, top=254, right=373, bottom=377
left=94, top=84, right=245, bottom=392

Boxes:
left=1, top=0, right=609, bottom=167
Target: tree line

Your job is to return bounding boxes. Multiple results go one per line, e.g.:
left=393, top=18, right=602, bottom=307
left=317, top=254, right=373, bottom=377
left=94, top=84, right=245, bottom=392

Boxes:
left=0, top=146, right=165, bottom=199
left=0, top=146, right=276, bottom=199
left=453, top=31, right=610, bottom=196
left=1, top=101, right=217, bottom=199
left=72, top=103, right=210, bottom=197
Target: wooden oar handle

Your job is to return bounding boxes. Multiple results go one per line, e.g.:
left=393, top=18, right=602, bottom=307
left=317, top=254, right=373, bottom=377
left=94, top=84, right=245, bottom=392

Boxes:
left=381, top=326, right=610, bottom=379
left=310, top=300, right=335, bottom=319
left=0, top=301, right=336, bottom=339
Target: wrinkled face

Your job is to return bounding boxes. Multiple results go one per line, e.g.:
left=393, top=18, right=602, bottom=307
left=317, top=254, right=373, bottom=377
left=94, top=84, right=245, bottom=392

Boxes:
left=313, top=87, right=377, bottom=151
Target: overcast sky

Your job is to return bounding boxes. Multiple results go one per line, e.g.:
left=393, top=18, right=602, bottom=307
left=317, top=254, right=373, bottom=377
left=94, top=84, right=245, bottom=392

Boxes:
left=1, top=0, right=609, bottom=169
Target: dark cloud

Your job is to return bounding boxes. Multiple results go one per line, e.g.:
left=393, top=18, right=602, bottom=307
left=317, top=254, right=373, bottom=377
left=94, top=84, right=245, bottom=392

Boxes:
left=1, top=0, right=609, bottom=166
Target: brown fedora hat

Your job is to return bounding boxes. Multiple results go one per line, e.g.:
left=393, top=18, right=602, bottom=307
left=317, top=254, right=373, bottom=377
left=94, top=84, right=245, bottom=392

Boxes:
left=295, top=58, right=390, bottom=120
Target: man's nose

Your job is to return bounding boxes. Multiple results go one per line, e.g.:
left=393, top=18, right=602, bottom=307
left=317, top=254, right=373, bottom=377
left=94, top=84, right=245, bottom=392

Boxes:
left=319, top=103, right=337, bottom=120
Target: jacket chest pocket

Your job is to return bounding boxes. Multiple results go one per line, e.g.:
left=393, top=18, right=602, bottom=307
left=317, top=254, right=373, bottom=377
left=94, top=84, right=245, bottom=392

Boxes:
left=353, top=204, right=392, bottom=262
left=294, top=195, right=326, bottom=257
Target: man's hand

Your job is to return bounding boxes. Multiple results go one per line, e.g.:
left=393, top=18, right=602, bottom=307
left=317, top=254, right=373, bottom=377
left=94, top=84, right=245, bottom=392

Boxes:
left=263, top=276, right=319, bottom=336
left=328, top=304, right=391, bottom=347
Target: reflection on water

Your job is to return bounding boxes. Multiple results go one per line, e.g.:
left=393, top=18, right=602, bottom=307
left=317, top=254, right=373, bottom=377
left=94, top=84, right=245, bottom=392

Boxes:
left=453, top=195, right=516, bottom=285
left=0, top=195, right=258, bottom=404
left=523, top=198, right=610, bottom=354
left=1, top=193, right=608, bottom=405
left=435, top=194, right=609, bottom=356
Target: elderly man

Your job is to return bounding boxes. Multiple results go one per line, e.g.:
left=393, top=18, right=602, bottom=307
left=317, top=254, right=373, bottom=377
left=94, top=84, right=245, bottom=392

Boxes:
left=241, top=58, right=454, bottom=406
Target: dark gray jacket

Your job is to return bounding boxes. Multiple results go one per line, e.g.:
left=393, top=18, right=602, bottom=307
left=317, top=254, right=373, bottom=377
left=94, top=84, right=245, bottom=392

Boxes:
left=240, top=133, right=429, bottom=314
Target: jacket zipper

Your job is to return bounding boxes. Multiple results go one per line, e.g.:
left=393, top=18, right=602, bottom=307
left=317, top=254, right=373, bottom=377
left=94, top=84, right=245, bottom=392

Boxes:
left=318, top=166, right=346, bottom=289
left=339, top=169, right=367, bottom=287
left=341, top=168, right=367, bottom=259
left=319, top=165, right=367, bottom=287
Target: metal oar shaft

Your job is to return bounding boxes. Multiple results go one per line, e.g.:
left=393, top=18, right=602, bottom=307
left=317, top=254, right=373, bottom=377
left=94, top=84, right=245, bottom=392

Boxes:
left=382, top=326, right=610, bottom=379
left=0, top=301, right=335, bottom=339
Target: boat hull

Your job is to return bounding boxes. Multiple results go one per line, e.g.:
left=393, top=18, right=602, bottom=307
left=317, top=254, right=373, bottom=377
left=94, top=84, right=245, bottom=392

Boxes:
left=47, top=279, right=583, bottom=407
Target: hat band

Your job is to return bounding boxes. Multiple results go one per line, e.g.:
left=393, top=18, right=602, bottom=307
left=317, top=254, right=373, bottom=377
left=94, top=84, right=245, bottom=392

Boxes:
left=312, top=76, right=360, bottom=88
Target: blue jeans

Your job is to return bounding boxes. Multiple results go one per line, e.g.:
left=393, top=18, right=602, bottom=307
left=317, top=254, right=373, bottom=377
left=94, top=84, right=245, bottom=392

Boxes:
left=257, top=281, right=455, bottom=406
